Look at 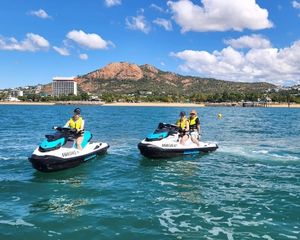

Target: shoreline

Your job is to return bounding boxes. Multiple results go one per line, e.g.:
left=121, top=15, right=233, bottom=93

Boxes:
left=0, top=101, right=299, bottom=108
left=0, top=101, right=55, bottom=105
left=102, top=102, right=205, bottom=107
left=0, top=101, right=205, bottom=107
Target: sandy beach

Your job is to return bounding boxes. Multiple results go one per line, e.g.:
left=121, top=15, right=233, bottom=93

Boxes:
left=0, top=101, right=55, bottom=106
left=267, top=103, right=300, bottom=108
left=0, top=101, right=299, bottom=108
left=102, top=102, right=205, bottom=107
left=0, top=101, right=205, bottom=107
left=104, top=102, right=298, bottom=108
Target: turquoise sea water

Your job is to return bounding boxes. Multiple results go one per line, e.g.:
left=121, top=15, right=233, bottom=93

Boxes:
left=0, top=105, right=299, bottom=240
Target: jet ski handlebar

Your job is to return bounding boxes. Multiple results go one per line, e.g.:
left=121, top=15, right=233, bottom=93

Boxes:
left=156, top=123, right=180, bottom=133
left=52, top=126, right=82, bottom=138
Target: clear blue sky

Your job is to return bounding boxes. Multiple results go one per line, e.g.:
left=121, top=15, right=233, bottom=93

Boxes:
left=1, top=0, right=300, bottom=89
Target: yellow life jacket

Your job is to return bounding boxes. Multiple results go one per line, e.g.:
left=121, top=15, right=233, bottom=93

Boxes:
left=176, top=117, right=187, bottom=130
left=69, top=117, right=83, bottom=130
left=189, top=116, right=199, bottom=130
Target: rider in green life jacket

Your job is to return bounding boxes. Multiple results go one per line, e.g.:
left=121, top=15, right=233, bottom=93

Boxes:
left=64, top=108, right=85, bottom=150
left=188, top=109, right=201, bottom=146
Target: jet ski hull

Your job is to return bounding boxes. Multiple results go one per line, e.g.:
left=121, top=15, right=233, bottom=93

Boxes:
left=138, top=142, right=218, bottom=159
left=29, top=143, right=109, bottom=172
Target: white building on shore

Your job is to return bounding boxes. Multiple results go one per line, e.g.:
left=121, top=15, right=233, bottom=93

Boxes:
left=52, top=77, right=77, bottom=96
left=10, top=89, right=23, bottom=98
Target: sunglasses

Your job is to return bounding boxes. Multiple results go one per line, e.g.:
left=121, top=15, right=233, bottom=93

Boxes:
left=190, top=113, right=195, bottom=115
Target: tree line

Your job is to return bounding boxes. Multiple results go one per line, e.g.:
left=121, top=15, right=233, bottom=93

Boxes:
left=100, top=91, right=300, bottom=103
left=17, top=93, right=90, bottom=102
left=1, top=90, right=299, bottom=103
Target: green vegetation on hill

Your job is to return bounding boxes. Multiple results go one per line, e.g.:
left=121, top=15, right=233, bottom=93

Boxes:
left=79, top=67, right=275, bottom=96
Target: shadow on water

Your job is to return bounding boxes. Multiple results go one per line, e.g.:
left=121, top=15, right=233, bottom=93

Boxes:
left=139, top=157, right=170, bottom=167
left=30, top=154, right=107, bottom=182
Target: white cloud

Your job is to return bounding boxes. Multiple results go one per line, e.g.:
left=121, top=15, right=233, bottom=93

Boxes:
left=167, top=0, right=273, bottom=32
left=29, top=9, right=51, bottom=19
left=66, top=30, right=112, bottom=49
left=153, top=18, right=173, bottom=31
left=224, top=34, right=271, bottom=49
left=79, top=53, right=88, bottom=60
left=150, top=3, right=165, bottom=12
left=0, top=33, right=49, bottom=52
left=126, top=15, right=151, bottom=33
left=292, top=0, right=300, bottom=9
left=171, top=39, right=300, bottom=85
left=53, top=46, right=70, bottom=56
left=105, top=0, right=121, bottom=7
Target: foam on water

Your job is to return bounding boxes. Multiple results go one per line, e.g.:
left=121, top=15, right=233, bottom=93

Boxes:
left=12, top=196, right=21, bottom=202
left=279, top=233, right=298, bottom=239
left=219, top=145, right=300, bottom=162
left=0, top=156, right=27, bottom=160
left=0, top=218, right=34, bottom=227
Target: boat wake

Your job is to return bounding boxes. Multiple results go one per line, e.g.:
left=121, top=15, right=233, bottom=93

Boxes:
left=218, top=145, right=300, bottom=162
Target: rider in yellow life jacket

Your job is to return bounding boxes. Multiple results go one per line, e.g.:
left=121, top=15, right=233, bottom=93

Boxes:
left=176, top=111, right=189, bottom=145
left=68, top=116, right=83, bottom=130
left=188, top=109, right=200, bottom=146
left=64, top=108, right=85, bottom=150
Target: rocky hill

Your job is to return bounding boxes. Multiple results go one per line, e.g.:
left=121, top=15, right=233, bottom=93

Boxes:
left=76, top=62, right=275, bottom=95
left=40, top=62, right=275, bottom=95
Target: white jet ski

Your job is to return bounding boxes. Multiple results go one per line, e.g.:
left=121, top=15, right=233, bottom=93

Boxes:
left=138, top=123, right=218, bottom=158
left=29, top=127, right=109, bottom=172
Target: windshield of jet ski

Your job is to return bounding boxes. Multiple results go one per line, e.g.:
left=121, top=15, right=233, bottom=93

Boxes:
left=155, top=123, right=179, bottom=134
left=146, top=123, right=179, bottom=141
